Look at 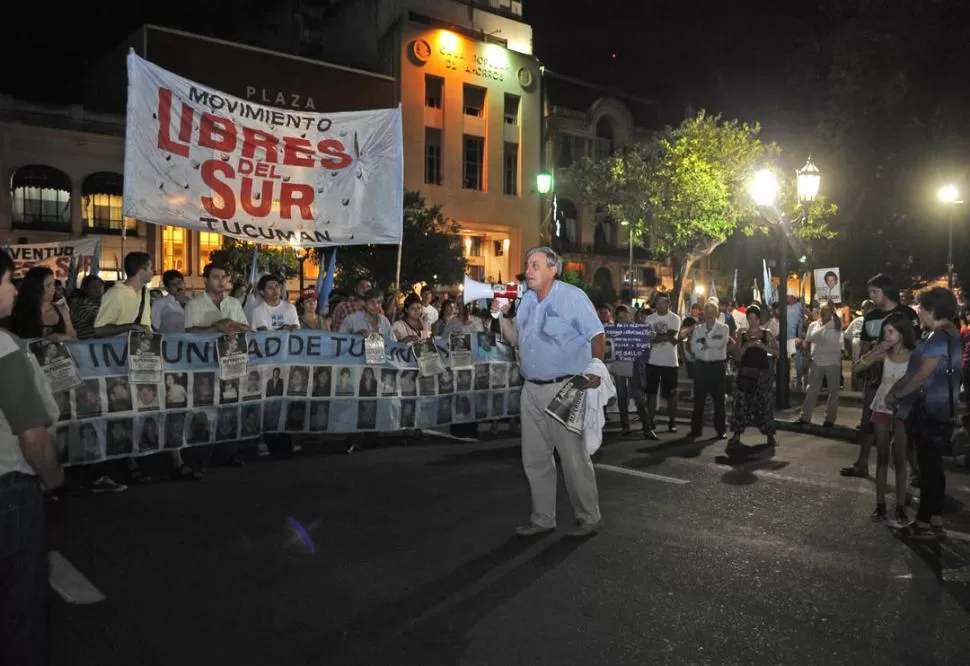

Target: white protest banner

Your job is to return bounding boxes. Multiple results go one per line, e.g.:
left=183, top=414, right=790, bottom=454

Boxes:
left=6, top=239, right=100, bottom=280
left=123, top=52, right=404, bottom=247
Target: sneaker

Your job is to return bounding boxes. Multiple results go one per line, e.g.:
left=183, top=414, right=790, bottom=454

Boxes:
left=515, top=522, right=555, bottom=537
left=870, top=504, right=887, bottom=522
left=257, top=441, right=271, bottom=457
left=89, top=476, right=127, bottom=493
left=668, top=422, right=678, bottom=433
left=566, top=519, right=602, bottom=538
left=644, top=429, right=659, bottom=441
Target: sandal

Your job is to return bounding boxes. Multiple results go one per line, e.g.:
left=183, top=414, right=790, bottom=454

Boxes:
left=172, top=464, right=204, bottom=481
left=839, top=465, right=868, bottom=478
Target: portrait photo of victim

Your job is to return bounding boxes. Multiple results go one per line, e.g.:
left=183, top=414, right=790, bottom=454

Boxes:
left=508, top=364, right=523, bottom=387
left=380, top=369, right=398, bottom=396
left=437, top=368, right=454, bottom=394
left=436, top=396, right=453, bottom=425
left=216, top=407, right=239, bottom=441
left=357, top=400, right=377, bottom=430
left=334, top=367, right=356, bottom=396
left=219, top=378, right=240, bottom=404
left=187, top=411, right=212, bottom=445
left=455, top=395, right=473, bottom=422
left=164, top=373, right=189, bottom=408
left=137, top=416, right=160, bottom=453
left=193, top=372, right=215, bottom=407
left=474, top=392, right=489, bottom=420
left=265, top=367, right=285, bottom=397
left=287, top=366, right=309, bottom=397
left=358, top=367, right=378, bottom=397
left=399, top=399, right=416, bottom=429
left=241, top=405, right=262, bottom=437
left=399, top=370, right=418, bottom=397
left=74, top=422, right=103, bottom=463
left=490, top=363, right=508, bottom=389
left=135, top=384, right=159, bottom=411
left=263, top=400, right=283, bottom=431
left=163, top=412, right=186, bottom=449
left=309, top=401, right=330, bottom=432
left=311, top=366, right=332, bottom=397
left=54, top=390, right=71, bottom=422
left=418, top=374, right=437, bottom=397
left=106, top=418, right=134, bottom=457
left=474, top=364, right=490, bottom=390
left=456, top=369, right=472, bottom=393
left=106, top=377, right=132, bottom=413
left=243, top=369, right=262, bottom=400
left=285, top=400, right=307, bottom=431
left=73, top=379, right=103, bottom=419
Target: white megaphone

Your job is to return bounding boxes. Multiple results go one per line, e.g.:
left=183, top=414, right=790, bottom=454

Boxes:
left=463, top=276, right=523, bottom=318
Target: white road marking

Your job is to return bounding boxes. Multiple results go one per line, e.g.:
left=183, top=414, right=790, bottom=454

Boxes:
left=596, top=464, right=689, bottom=485
left=48, top=551, right=105, bottom=605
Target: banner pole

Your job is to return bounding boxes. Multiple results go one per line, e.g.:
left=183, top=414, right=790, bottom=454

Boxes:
left=394, top=242, right=403, bottom=291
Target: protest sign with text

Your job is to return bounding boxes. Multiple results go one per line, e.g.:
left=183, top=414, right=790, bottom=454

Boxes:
left=6, top=238, right=100, bottom=280
left=123, top=52, right=403, bottom=247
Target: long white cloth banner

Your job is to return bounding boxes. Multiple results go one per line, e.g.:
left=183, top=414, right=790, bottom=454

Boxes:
left=123, top=52, right=404, bottom=247
left=6, top=239, right=100, bottom=280
left=47, top=331, right=521, bottom=466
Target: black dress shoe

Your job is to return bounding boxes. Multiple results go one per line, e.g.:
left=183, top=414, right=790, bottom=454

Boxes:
left=714, top=432, right=727, bottom=440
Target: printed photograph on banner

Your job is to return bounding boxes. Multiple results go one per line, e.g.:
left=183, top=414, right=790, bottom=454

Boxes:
left=359, top=367, right=378, bottom=397
left=474, top=392, right=489, bottom=420
left=285, top=400, right=308, bottom=431
left=508, top=363, right=523, bottom=387
left=217, top=332, right=249, bottom=380
left=417, top=399, right=437, bottom=429
left=508, top=388, right=521, bottom=416
left=263, top=400, right=283, bottom=433
left=309, top=401, right=330, bottom=432
left=418, top=373, right=437, bottom=397
left=54, top=426, right=69, bottom=464
left=400, top=399, right=416, bottom=429
left=71, top=421, right=104, bottom=464
left=412, top=337, right=444, bottom=377
left=449, top=333, right=473, bottom=368
left=134, top=383, right=160, bottom=411
left=164, top=373, right=189, bottom=409
left=241, top=404, right=262, bottom=438
left=491, top=391, right=506, bottom=418
left=311, top=366, right=332, bottom=397
left=380, top=369, right=398, bottom=396
left=135, top=415, right=161, bottom=454
left=491, top=363, right=508, bottom=389
left=106, top=418, right=135, bottom=458
left=216, top=407, right=240, bottom=441
left=192, top=372, right=216, bottom=407
left=73, top=378, right=103, bottom=419
left=327, top=400, right=358, bottom=433
left=287, top=366, right=310, bottom=397
left=219, top=377, right=240, bottom=404
left=474, top=364, right=490, bottom=390
left=187, top=409, right=215, bottom=445
left=436, top=396, right=453, bottom=426
left=365, top=333, right=386, bottom=364
left=358, top=400, right=378, bottom=431
left=456, top=369, right=472, bottom=392
left=163, top=412, right=187, bottom=450
left=128, top=330, right=163, bottom=384
left=437, top=368, right=454, bottom=394
left=265, top=367, right=285, bottom=397
left=106, top=376, right=133, bottom=413
left=243, top=369, right=262, bottom=401
left=53, top=391, right=71, bottom=422
left=454, top=395, right=473, bottom=422
left=814, top=267, right=842, bottom=303
left=399, top=370, right=418, bottom=396
left=334, top=367, right=357, bottom=396
left=29, top=340, right=82, bottom=393
left=376, top=400, right=396, bottom=431
left=477, top=332, right=515, bottom=362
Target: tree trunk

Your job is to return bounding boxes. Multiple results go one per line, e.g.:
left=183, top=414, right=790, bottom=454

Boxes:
left=669, top=237, right=729, bottom=314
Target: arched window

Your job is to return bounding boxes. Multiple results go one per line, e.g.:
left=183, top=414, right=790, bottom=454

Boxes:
left=82, top=172, right=137, bottom=234
left=595, top=117, right=615, bottom=160
left=556, top=197, right=579, bottom=249
left=593, top=205, right=617, bottom=252
left=11, top=165, right=72, bottom=230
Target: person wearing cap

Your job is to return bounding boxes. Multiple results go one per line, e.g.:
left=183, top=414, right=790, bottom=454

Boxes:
left=298, top=287, right=329, bottom=330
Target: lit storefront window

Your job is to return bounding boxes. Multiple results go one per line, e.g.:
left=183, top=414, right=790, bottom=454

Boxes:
left=162, top=227, right=186, bottom=272
left=198, top=231, right=223, bottom=273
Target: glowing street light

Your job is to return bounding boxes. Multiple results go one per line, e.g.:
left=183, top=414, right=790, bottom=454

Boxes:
left=748, top=169, right=779, bottom=207
left=796, top=157, right=821, bottom=203
left=938, top=184, right=959, bottom=204
left=536, top=172, right=553, bottom=195
left=938, top=184, right=962, bottom=289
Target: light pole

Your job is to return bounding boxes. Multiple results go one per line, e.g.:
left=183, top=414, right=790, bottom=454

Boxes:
left=621, top=220, right=635, bottom=298
left=748, top=157, right=821, bottom=410
left=937, top=184, right=960, bottom=290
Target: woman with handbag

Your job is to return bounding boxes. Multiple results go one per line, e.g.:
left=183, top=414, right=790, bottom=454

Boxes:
left=727, top=305, right=779, bottom=451
left=885, top=287, right=962, bottom=540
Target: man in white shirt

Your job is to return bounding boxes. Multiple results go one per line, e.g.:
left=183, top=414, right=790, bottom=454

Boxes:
left=687, top=302, right=733, bottom=439
left=250, top=274, right=300, bottom=331
left=151, top=269, right=188, bottom=333
left=644, top=293, right=684, bottom=439
left=796, top=301, right=843, bottom=427
left=184, top=264, right=251, bottom=334
left=420, top=287, right=439, bottom=331
left=340, top=288, right=395, bottom=342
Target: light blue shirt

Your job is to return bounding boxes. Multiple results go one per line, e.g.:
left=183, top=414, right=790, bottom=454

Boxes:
left=515, top=281, right=604, bottom=380
left=340, top=310, right=395, bottom=343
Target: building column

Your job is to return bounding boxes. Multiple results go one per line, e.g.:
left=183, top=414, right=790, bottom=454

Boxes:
left=70, top=178, right=83, bottom=235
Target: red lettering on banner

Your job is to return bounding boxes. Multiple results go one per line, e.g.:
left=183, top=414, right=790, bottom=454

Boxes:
left=283, top=137, right=315, bottom=168
left=201, top=161, right=237, bottom=218
left=240, top=178, right=273, bottom=216
left=199, top=113, right=236, bottom=152
left=241, top=128, right=279, bottom=163
left=157, top=89, right=190, bottom=157
left=317, top=139, right=353, bottom=170
left=279, top=184, right=314, bottom=220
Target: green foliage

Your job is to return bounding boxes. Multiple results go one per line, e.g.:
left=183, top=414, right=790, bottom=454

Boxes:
left=329, top=190, right=466, bottom=294
left=209, top=238, right=301, bottom=286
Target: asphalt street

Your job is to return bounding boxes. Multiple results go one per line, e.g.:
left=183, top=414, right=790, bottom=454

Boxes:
left=48, top=421, right=970, bottom=666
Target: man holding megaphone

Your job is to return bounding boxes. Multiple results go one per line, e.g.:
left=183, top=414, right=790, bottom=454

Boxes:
left=491, top=246, right=606, bottom=538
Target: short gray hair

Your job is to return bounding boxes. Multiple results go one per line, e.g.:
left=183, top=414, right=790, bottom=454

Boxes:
left=525, top=245, right=562, bottom=275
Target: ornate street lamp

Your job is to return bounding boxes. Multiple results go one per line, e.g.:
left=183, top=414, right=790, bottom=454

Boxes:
left=536, top=171, right=553, bottom=195
left=937, top=184, right=961, bottom=289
